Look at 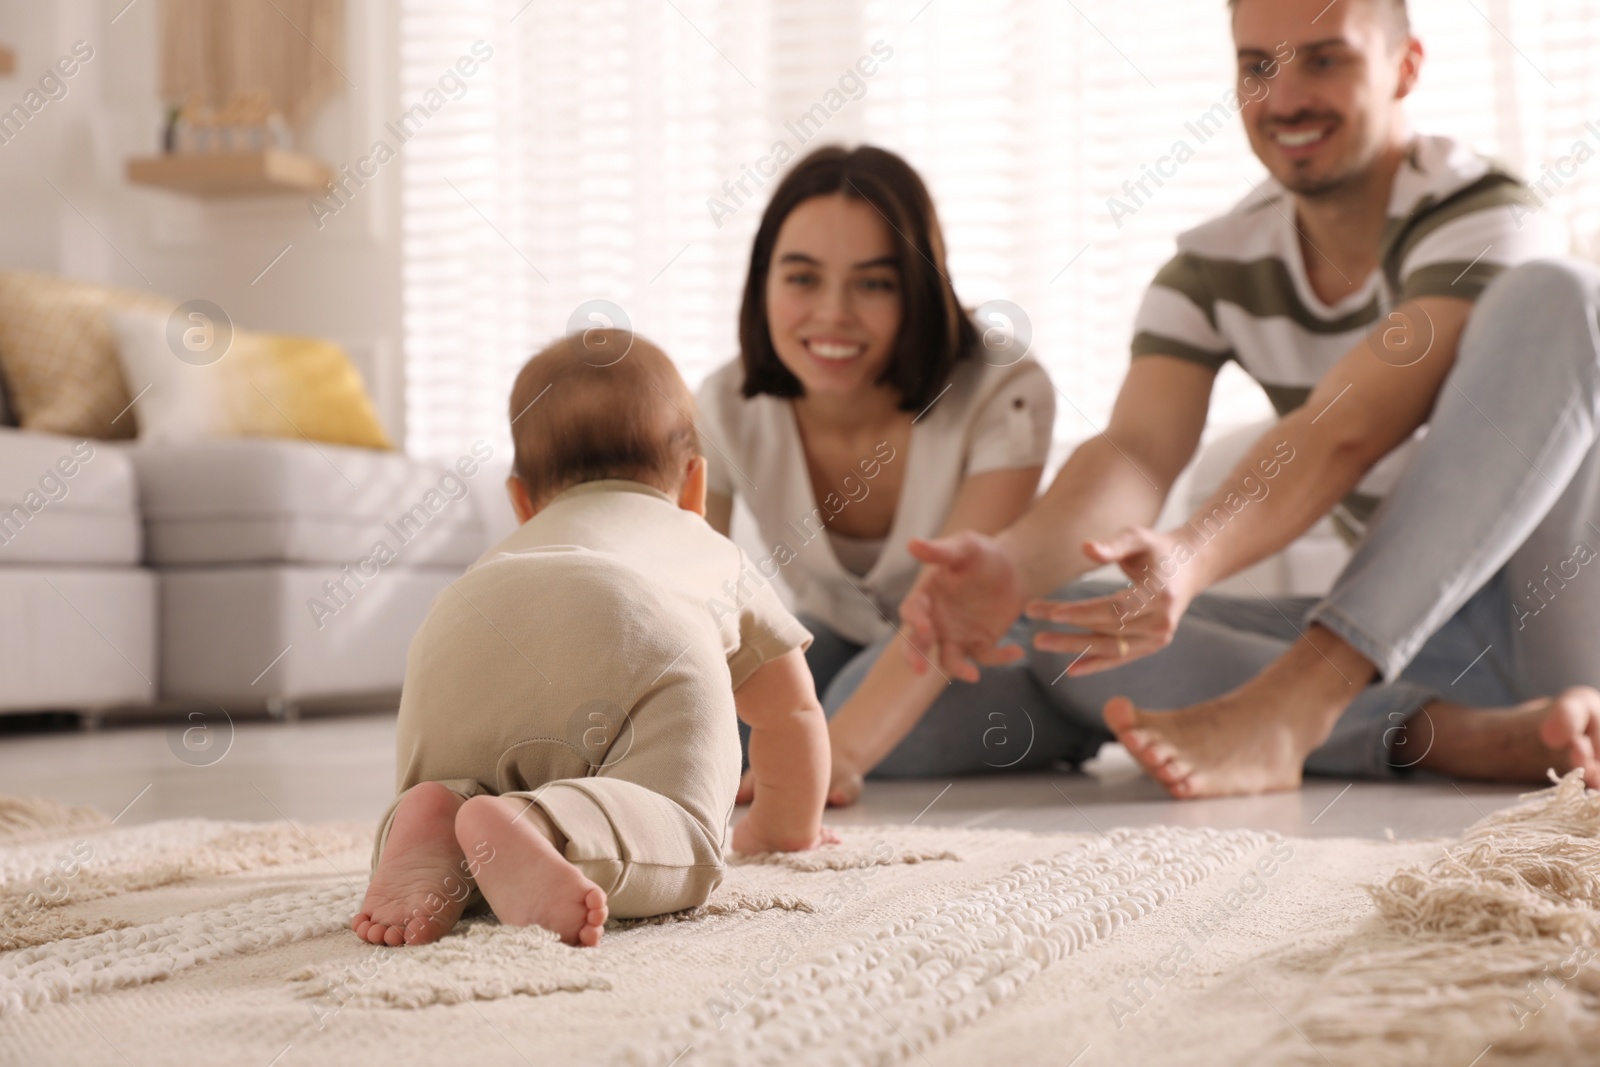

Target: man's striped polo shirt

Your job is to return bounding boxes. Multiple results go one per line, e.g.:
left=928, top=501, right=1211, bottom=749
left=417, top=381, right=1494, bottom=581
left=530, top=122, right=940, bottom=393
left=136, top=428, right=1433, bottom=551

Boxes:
left=1131, top=135, right=1560, bottom=544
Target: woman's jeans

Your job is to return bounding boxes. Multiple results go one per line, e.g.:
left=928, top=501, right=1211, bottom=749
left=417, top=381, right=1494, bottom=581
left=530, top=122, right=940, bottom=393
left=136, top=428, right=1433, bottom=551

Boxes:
left=805, top=615, right=1102, bottom=778
left=820, top=259, right=1600, bottom=780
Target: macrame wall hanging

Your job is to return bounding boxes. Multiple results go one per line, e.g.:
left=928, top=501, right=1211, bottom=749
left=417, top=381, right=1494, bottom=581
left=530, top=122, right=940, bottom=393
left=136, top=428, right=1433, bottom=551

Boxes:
left=158, top=0, right=346, bottom=129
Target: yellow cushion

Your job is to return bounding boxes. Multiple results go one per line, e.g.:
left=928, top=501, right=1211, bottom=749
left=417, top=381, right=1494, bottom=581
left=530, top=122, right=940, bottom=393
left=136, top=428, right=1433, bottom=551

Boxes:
left=107, top=309, right=394, bottom=451
left=1, top=270, right=394, bottom=450
left=228, top=332, right=393, bottom=450
left=0, top=271, right=171, bottom=439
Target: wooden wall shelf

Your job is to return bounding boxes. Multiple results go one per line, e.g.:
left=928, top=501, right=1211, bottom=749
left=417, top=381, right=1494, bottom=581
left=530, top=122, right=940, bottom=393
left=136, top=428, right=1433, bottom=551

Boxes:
left=126, top=151, right=332, bottom=198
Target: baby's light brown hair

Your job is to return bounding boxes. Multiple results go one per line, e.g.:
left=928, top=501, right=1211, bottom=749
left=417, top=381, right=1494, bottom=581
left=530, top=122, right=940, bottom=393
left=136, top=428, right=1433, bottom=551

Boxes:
left=508, top=329, right=700, bottom=507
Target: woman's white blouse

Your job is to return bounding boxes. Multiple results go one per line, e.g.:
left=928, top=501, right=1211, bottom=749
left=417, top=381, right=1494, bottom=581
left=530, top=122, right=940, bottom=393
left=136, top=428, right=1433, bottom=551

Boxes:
left=696, top=353, right=1056, bottom=645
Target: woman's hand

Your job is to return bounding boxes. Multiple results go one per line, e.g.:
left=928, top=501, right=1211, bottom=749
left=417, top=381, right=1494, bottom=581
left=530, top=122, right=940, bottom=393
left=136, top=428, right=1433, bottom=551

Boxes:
left=1026, top=526, right=1202, bottom=676
left=900, top=532, right=1028, bottom=683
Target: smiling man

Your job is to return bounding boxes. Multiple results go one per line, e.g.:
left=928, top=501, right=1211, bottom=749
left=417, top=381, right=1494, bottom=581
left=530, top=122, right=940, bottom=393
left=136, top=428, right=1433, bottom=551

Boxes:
left=900, top=0, right=1600, bottom=797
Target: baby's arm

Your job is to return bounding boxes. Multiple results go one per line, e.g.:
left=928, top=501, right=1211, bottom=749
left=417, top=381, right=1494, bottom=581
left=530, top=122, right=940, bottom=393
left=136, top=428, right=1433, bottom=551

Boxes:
left=731, top=647, right=831, bottom=853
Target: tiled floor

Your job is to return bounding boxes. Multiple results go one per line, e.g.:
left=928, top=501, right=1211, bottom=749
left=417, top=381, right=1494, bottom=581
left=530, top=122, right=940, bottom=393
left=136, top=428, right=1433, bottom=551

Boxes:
left=0, top=708, right=1532, bottom=841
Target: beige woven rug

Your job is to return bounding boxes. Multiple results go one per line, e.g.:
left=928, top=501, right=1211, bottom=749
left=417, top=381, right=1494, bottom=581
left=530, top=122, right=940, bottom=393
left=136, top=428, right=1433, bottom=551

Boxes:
left=2, top=774, right=1597, bottom=1066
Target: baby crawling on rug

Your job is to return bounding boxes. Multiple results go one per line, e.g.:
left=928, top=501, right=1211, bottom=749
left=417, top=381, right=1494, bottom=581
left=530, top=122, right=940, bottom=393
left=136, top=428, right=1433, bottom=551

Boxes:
left=353, top=330, right=832, bottom=948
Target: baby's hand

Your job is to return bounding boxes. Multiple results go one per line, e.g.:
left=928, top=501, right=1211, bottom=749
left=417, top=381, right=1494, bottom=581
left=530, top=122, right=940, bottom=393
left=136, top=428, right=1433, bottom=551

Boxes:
left=740, top=758, right=861, bottom=808
left=731, top=817, right=838, bottom=855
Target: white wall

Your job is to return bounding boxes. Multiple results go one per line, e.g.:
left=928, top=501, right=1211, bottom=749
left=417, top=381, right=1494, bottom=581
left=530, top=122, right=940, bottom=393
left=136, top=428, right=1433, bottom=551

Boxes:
left=0, top=0, right=408, bottom=442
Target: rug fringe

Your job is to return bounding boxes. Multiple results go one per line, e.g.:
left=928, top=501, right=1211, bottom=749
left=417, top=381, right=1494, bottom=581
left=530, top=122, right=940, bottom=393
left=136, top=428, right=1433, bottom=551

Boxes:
left=1270, top=769, right=1600, bottom=1066
left=0, top=796, right=107, bottom=843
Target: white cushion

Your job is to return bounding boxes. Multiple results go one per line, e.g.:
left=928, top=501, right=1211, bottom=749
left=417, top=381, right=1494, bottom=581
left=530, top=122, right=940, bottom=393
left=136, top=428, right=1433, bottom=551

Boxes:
left=107, top=309, right=225, bottom=444
left=0, top=567, right=156, bottom=711
left=159, top=564, right=457, bottom=703
left=128, top=438, right=496, bottom=566
left=0, top=428, right=141, bottom=565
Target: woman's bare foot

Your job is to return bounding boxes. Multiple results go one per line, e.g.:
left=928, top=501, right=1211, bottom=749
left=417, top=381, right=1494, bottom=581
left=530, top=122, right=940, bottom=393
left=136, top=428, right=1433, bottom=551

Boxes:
left=352, top=782, right=473, bottom=947
left=1416, top=686, right=1600, bottom=784
left=1104, top=626, right=1372, bottom=799
left=454, top=795, right=607, bottom=947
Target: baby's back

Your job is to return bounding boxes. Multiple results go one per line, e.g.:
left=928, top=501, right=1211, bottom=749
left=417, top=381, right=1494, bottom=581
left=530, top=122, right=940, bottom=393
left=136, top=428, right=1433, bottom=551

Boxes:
left=398, top=545, right=721, bottom=778
left=393, top=480, right=798, bottom=807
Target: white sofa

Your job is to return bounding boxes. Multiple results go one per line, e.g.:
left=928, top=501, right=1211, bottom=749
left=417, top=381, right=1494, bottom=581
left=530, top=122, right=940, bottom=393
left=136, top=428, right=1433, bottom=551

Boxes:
left=0, top=428, right=156, bottom=714
left=0, top=427, right=515, bottom=720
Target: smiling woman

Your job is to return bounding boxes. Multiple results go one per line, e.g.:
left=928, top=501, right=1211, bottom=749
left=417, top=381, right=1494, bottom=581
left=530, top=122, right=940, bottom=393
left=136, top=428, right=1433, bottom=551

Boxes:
left=696, top=145, right=1064, bottom=805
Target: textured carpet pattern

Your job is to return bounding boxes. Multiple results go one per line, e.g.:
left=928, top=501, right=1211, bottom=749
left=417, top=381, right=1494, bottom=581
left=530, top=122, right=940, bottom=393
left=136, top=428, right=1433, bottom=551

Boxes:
left=631, top=826, right=1270, bottom=1066
left=1, top=776, right=1595, bottom=1066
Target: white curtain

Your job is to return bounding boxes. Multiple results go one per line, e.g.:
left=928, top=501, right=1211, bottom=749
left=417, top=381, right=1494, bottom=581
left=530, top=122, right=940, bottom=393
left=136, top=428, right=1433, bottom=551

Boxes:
left=401, top=0, right=1600, bottom=462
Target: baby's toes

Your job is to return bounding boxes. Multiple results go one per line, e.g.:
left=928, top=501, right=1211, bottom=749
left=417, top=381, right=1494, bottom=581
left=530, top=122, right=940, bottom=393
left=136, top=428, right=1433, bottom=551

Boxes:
left=405, top=915, right=448, bottom=946
left=367, top=921, right=399, bottom=946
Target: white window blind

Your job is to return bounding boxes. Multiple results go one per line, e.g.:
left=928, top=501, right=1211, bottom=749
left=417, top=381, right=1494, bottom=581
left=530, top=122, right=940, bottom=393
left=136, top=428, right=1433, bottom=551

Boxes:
left=401, top=0, right=1600, bottom=462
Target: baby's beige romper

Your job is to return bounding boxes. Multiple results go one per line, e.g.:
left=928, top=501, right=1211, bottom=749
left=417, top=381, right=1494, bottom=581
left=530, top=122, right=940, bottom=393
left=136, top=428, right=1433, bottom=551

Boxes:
left=374, top=480, right=809, bottom=918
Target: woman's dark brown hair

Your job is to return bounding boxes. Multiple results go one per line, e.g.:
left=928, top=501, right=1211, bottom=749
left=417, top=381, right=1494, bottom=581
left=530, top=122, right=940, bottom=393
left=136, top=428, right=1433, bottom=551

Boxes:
left=737, top=145, right=977, bottom=411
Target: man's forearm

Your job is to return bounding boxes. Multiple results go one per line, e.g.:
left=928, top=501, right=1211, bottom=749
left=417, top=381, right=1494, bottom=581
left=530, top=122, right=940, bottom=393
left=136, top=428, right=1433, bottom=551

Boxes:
left=998, top=434, right=1173, bottom=598
left=1170, top=297, right=1470, bottom=591
left=1176, top=409, right=1373, bottom=590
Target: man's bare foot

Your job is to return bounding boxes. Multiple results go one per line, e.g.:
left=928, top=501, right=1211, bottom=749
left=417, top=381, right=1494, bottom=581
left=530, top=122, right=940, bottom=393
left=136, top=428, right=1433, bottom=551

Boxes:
left=454, top=795, right=607, bottom=947
left=1105, top=694, right=1317, bottom=798
left=352, top=782, right=472, bottom=947
left=1103, top=625, right=1374, bottom=799
left=1415, top=686, right=1600, bottom=784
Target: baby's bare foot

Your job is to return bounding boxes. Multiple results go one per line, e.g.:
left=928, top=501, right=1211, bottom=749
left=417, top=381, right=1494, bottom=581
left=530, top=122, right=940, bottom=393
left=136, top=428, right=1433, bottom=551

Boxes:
left=352, top=782, right=472, bottom=947
left=454, top=795, right=608, bottom=947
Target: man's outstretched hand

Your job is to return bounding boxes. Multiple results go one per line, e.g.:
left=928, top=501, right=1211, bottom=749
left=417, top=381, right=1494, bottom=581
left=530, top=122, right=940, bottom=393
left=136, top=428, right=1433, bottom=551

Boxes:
left=1026, top=526, right=1201, bottom=676
left=900, top=532, right=1028, bottom=683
